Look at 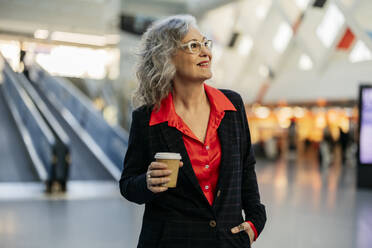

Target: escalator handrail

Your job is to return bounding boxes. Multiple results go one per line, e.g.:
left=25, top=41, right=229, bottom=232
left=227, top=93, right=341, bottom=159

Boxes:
left=29, top=63, right=128, bottom=180
left=32, top=63, right=129, bottom=142
left=1, top=55, right=56, bottom=182
left=17, top=72, right=71, bottom=147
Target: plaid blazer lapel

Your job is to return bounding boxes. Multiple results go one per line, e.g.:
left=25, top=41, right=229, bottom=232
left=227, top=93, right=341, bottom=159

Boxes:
left=214, top=112, right=234, bottom=206
left=159, top=123, right=208, bottom=202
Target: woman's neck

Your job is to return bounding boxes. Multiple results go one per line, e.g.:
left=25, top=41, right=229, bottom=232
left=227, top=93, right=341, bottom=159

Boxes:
left=172, top=80, right=208, bottom=113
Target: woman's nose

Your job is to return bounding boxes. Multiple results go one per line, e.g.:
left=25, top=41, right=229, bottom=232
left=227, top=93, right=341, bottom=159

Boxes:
left=200, top=44, right=212, bottom=58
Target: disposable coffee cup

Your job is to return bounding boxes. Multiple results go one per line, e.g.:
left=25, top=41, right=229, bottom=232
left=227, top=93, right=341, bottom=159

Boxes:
left=155, top=152, right=182, bottom=188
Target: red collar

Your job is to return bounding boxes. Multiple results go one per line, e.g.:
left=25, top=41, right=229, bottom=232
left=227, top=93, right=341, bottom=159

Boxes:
left=149, top=84, right=236, bottom=126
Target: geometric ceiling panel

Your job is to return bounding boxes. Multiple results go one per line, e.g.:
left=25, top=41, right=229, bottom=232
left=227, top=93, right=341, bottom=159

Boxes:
left=337, top=28, right=355, bottom=50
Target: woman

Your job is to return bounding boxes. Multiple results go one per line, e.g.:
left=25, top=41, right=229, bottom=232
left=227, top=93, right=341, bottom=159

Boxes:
left=120, top=15, right=266, bottom=248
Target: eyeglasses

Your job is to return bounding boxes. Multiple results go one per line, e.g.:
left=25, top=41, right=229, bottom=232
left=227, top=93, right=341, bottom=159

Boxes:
left=179, top=40, right=213, bottom=54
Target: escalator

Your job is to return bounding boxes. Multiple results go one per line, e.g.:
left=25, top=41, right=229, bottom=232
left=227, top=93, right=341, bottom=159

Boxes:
left=32, top=84, right=114, bottom=181
left=0, top=86, right=38, bottom=182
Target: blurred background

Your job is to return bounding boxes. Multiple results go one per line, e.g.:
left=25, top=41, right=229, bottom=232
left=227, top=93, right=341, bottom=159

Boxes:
left=0, top=0, right=371, bottom=247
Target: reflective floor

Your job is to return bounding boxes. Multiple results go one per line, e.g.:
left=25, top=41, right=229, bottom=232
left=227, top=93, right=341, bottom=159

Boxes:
left=254, top=147, right=372, bottom=248
left=0, top=146, right=371, bottom=248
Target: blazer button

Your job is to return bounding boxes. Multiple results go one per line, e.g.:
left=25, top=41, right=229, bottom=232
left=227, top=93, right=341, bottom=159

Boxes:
left=209, top=220, right=217, bottom=228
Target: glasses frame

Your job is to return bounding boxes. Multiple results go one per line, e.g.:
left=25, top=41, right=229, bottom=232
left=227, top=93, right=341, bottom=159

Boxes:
left=179, top=39, right=213, bottom=54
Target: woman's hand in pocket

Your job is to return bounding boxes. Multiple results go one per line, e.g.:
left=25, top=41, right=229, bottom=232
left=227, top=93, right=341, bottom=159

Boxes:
left=231, top=222, right=254, bottom=245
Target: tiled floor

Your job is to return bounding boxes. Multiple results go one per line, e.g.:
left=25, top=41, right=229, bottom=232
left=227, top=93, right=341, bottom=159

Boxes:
left=0, top=148, right=371, bottom=248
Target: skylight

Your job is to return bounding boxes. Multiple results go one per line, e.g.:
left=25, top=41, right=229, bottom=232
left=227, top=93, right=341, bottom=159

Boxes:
left=316, top=3, right=345, bottom=47
left=238, top=35, right=253, bottom=56
left=273, top=22, right=293, bottom=53
left=256, top=4, right=269, bottom=20
left=295, top=0, right=311, bottom=11
left=349, top=40, right=372, bottom=63
left=299, top=54, right=313, bottom=70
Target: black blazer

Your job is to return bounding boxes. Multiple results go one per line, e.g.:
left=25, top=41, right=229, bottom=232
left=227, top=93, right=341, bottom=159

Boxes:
left=120, top=89, right=266, bottom=248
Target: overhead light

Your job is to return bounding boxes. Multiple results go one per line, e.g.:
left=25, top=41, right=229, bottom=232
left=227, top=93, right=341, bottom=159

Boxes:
left=273, top=22, right=293, bottom=53
left=315, top=112, right=327, bottom=129
left=299, top=54, right=313, bottom=70
left=254, top=106, right=271, bottom=119
left=295, top=0, right=311, bottom=10
left=349, top=40, right=372, bottom=63
left=277, top=107, right=293, bottom=128
left=293, top=107, right=306, bottom=118
left=278, top=107, right=293, bottom=119
left=256, top=5, right=269, bottom=20
left=35, top=45, right=120, bottom=79
left=51, top=31, right=107, bottom=46
left=0, top=40, right=20, bottom=71
left=34, top=29, right=49, bottom=39
left=238, top=36, right=253, bottom=56
left=316, top=3, right=345, bottom=47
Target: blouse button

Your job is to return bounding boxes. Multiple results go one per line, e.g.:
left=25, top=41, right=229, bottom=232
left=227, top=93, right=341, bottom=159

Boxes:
left=209, top=220, right=217, bottom=228
left=205, top=164, right=209, bottom=169
left=205, top=145, right=210, bottom=150
left=205, top=185, right=209, bottom=190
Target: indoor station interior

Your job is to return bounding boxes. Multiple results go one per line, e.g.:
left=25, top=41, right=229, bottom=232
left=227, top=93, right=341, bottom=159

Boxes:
left=0, top=0, right=371, bottom=247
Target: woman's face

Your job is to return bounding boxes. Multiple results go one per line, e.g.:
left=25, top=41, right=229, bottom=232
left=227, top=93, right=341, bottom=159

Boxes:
left=172, top=26, right=213, bottom=83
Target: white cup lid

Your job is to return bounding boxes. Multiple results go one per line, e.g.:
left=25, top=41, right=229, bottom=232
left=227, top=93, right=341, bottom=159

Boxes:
left=155, top=152, right=181, bottom=160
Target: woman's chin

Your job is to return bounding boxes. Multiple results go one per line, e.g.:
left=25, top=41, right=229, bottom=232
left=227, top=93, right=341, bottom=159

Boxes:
left=202, top=72, right=213, bottom=80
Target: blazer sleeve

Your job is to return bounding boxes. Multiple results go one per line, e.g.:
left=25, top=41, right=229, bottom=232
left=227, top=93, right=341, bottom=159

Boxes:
left=237, top=97, right=267, bottom=238
left=119, top=108, right=158, bottom=204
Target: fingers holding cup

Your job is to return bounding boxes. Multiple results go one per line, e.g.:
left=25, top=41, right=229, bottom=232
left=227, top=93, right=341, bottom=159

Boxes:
left=154, top=153, right=181, bottom=188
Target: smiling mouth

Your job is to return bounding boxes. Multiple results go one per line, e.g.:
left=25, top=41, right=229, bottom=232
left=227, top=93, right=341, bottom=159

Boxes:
left=197, top=62, right=210, bottom=67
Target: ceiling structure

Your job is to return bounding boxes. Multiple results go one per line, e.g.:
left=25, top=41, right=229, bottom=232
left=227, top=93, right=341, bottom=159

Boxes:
left=198, top=0, right=372, bottom=104
left=118, top=0, right=372, bottom=104
left=121, top=0, right=238, bottom=18
left=0, top=0, right=120, bottom=36
left=0, top=0, right=371, bottom=104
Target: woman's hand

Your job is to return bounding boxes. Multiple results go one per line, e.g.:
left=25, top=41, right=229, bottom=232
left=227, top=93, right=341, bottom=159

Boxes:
left=231, top=222, right=254, bottom=245
left=146, top=161, right=184, bottom=193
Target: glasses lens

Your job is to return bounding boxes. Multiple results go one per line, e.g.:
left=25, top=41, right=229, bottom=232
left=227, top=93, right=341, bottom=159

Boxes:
left=205, top=40, right=213, bottom=49
left=189, top=41, right=201, bottom=53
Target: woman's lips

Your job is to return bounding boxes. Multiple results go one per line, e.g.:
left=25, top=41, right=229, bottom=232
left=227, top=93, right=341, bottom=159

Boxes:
left=197, top=61, right=210, bottom=67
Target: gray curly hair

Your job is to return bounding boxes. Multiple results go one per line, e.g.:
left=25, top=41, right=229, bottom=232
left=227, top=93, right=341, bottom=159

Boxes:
left=132, top=14, right=198, bottom=109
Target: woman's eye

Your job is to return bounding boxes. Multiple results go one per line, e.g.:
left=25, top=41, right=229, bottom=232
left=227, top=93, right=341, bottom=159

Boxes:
left=190, top=43, right=198, bottom=48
